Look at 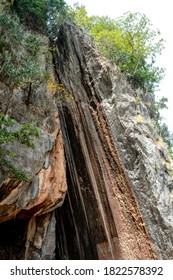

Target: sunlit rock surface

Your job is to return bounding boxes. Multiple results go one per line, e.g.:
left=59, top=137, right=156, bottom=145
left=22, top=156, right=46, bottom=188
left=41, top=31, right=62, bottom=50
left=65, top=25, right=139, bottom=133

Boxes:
left=53, top=20, right=173, bottom=259
left=0, top=18, right=173, bottom=259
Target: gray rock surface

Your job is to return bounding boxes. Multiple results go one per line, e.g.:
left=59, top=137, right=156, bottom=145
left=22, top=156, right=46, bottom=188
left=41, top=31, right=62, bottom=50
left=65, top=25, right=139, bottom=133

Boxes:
left=0, top=15, right=173, bottom=260
left=0, top=30, right=67, bottom=259
left=103, top=84, right=173, bottom=259
left=54, top=20, right=173, bottom=259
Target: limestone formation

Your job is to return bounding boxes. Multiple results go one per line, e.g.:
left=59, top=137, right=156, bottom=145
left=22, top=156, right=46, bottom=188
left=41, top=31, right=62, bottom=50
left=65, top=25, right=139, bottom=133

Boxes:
left=54, top=21, right=173, bottom=259
left=0, top=19, right=173, bottom=259
left=0, top=36, right=67, bottom=259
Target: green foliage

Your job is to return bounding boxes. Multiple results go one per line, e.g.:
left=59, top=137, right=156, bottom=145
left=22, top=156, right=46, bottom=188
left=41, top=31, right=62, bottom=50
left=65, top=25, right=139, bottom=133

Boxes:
left=67, top=3, right=92, bottom=32
left=151, top=96, right=173, bottom=158
left=70, top=5, right=173, bottom=158
left=155, top=163, right=159, bottom=173
left=12, top=123, right=40, bottom=148
left=12, top=0, right=47, bottom=33
left=110, top=12, right=165, bottom=92
left=135, top=97, right=141, bottom=103
left=0, top=1, right=15, bottom=11
left=0, top=114, right=40, bottom=181
left=152, top=96, right=168, bottom=121
left=0, top=9, right=48, bottom=179
left=12, top=0, right=67, bottom=35
left=47, top=0, right=67, bottom=38
left=70, top=6, right=165, bottom=93
left=48, top=82, right=74, bottom=104
left=1, top=159, right=30, bottom=181
left=0, top=11, right=48, bottom=89
left=158, top=123, right=173, bottom=158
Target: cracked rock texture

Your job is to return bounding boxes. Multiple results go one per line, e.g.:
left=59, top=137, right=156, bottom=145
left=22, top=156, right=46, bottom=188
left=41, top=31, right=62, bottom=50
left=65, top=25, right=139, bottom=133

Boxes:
left=0, top=18, right=173, bottom=259
left=54, top=21, right=173, bottom=259
left=0, top=34, right=67, bottom=259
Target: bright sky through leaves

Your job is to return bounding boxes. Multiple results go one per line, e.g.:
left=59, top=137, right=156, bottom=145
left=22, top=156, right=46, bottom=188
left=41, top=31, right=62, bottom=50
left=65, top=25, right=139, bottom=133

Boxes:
left=66, top=0, right=173, bottom=132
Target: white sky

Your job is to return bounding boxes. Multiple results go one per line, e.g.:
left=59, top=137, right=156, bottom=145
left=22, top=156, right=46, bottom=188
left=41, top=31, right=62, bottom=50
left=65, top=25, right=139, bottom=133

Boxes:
left=66, top=0, right=173, bottom=132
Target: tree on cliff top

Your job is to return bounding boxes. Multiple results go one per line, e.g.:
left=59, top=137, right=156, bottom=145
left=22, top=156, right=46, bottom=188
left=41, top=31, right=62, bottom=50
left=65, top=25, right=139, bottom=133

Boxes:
left=69, top=5, right=173, bottom=158
left=12, top=0, right=66, bottom=34
left=69, top=5, right=165, bottom=93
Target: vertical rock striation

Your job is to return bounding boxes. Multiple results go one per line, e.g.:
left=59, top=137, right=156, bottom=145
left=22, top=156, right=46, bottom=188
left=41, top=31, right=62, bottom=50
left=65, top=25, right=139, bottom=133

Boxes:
left=53, top=20, right=172, bottom=259
left=0, top=17, right=173, bottom=259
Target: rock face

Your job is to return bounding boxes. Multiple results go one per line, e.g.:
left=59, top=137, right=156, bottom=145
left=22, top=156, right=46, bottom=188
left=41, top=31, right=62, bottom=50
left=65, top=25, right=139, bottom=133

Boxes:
left=0, top=18, right=173, bottom=259
left=53, top=20, right=173, bottom=259
left=0, top=34, right=67, bottom=259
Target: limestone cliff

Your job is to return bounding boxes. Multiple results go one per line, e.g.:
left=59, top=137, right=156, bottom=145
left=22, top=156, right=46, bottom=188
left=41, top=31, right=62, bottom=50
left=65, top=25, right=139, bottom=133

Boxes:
left=0, top=18, right=173, bottom=259
left=0, top=30, right=67, bottom=259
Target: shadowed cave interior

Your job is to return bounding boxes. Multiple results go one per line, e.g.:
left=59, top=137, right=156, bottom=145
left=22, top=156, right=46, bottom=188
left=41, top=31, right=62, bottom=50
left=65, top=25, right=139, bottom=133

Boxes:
left=0, top=107, right=114, bottom=260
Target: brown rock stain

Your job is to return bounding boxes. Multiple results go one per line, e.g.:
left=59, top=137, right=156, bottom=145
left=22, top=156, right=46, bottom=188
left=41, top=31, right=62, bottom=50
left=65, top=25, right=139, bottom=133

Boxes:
left=0, top=130, right=67, bottom=222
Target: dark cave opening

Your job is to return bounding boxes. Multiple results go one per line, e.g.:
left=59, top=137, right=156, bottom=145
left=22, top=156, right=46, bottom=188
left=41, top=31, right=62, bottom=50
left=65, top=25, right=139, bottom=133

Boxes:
left=0, top=218, right=28, bottom=260
left=55, top=167, right=99, bottom=260
left=55, top=106, right=107, bottom=260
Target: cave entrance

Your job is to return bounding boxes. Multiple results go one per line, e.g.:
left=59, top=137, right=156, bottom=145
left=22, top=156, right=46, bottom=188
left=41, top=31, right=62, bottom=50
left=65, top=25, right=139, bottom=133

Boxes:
left=55, top=166, right=99, bottom=260
left=0, top=218, right=28, bottom=260
left=55, top=107, right=114, bottom=260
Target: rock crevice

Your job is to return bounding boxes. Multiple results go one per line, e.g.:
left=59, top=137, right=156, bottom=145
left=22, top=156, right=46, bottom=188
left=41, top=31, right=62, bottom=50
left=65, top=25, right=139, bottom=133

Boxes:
left=54, top=21, right=157, bottom=260
left=0, top=19, right=173, bottom=259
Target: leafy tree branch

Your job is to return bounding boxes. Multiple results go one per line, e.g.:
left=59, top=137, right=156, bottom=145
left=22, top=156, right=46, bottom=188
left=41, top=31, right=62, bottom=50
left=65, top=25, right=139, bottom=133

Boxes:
left=0, top=114, right=40, bottom=181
